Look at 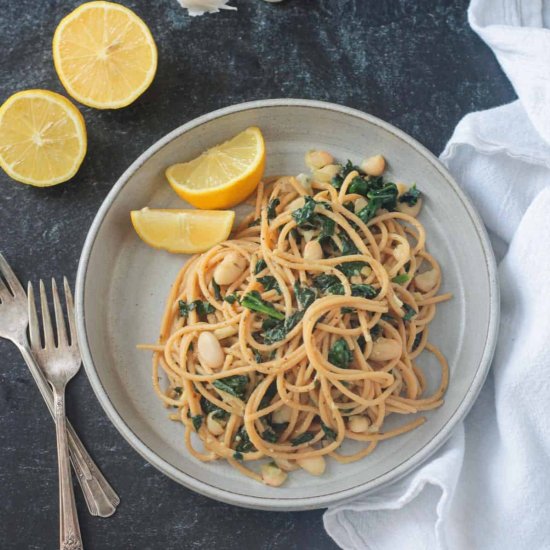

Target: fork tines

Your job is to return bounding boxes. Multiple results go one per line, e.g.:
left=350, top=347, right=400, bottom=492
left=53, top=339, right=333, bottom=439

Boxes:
left=28, top=278, right=77, bottom=351
left=0, top=253, right=26, bottom=300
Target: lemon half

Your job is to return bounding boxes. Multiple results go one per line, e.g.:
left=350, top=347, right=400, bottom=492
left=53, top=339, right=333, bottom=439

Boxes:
left=0, top=89, right=87, bottom=187
left=130, top=208, right=235, bottom=254
left=166, top=127, right=265, bottom=210
left=53, top=1, right=157, bottom=109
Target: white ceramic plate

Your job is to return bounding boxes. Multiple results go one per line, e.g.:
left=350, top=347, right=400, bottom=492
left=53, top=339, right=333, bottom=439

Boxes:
left=76, top=99, right=499, bottom=511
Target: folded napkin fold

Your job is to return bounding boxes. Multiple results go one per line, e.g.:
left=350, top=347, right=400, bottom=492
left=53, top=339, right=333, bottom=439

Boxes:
left=324, top=1, right=550, bottom=548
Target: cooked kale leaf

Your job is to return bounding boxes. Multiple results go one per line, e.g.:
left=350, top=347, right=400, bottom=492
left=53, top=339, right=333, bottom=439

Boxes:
left=348, top=284, right=378, bottom=298
left=212, top=375, right=249, bottom=399
left=319, top=216, right=336, bottom=240
left=270, top=421, right=289, bottom=433
left=391, top=273, right=410, bottom=284
left=179, top=299, right=215, bottom=317
left=267, top=197, right=281, bottom=220
left=294, top=282, right=317, bottom=310
left=348, top=176, right=370, bottom=196
left=313, top=275, right=378, bottom=299
left=259, top=381, right=278, bottom=410
left=321, top=422, right=337, bottom=441
left=254, top=259, right=267, bottom=275
left=402, top=303, right=417, bottom=321
left=357, top=202, right=380, bottom=224
left=212, top=280, right=222, bottom=301
left=178, top=300, right=189, bottom=317
left=330, top=160, right=361, bottom=190
left=235, top=426, right=256, bottom=453
left=399, top=184, right=421, bottom=206
left=200, top=396, right=229, bottom=420
left=339, top=232, right=359, bottom=255
left=413, top=331, right=423, bottom=350
left=261, top=427, right=279, bottom=443
left=292, top=196, right=318, bottom=227
left=370, top=324, right=382, bottom=339
left=257, top=275, right=281, bottom=295
left=224, top=292, right=239, bottom=304
left=188, top=300, right=215, bottom=316
left=262, top=310, right=305, bottom=345
left=328, top=338, right=353, bottom=369
left=188, top=412, right=203, bottom=432
left=367, top=183, right=398, bottom=210
left=290, top=228, right=301, bottom=243
left=337, top=261, right=368, bottom=277
left=313, top=273, right=341, bottom=292
left=290, top=432, right=315, bottom=446
left=284, top=310, right=305, bottom=333
left=241, top=291, right=285, bottom=320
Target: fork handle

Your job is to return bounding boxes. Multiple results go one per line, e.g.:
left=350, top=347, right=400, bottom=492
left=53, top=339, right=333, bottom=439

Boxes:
left=18, top=343, right=119, bottom=517
left=52, top=387, right=83, bottom=550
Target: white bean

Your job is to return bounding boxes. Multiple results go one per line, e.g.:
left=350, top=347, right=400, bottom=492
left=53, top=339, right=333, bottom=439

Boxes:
left=396, top=182, right=408, bottom=195
left=213, top=252, right=247, bottom=286
left=272, top=405, right=292, bottom=424
left=312, top=164, right=340, bottom=183
left=370, top=338, right=401, bottom=362
left=360, top=154, right=386, bottom=176
left=396, top=197, right=423, bottom=218
left=275, top=458, right=300, bottom=472
left=285, top=196, right=305, bottom=212
left=354, top=197, right=368, bottom=212
left=361, top=265, right=372, bottom=277
left=197, top=332, right=224, bottom=370
left=348, top=415, right=369, bottom=433
left=296, top=173, right=313, bottom=193
left=393, top=243, right=408, bottom=263
left=301, top=229, right=316, bottom=243
left=305, top=150, right=334, bottom=170
left=206, top=412, right=224, bottom=436
left=415, top=269, right=437, bottom=292
left=303, top=240, right=323, bottom=261
left=261, top=462, right=288, bottom=487
left=297, top=455, right=326, bottom=476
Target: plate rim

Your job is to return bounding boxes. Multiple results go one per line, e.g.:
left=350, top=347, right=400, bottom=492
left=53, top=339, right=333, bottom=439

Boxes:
left=75, top=98, right=500, bottom=511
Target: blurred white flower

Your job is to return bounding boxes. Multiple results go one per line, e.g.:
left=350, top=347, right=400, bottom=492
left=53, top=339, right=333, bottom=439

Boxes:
left=177, top=0, right=237, bottom=16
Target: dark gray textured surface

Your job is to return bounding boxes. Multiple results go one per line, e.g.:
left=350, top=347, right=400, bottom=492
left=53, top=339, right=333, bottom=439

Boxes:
left=0, top=1, right=514, bottom=548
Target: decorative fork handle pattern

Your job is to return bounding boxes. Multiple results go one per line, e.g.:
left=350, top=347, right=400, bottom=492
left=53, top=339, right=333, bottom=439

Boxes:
left=18, top=342, right=119, bottom=517
left=53, top=388, right=83, bottom=550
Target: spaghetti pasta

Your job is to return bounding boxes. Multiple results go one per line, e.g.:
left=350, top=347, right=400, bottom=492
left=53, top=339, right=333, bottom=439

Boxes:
left=143, top=153, right=452, bottom=486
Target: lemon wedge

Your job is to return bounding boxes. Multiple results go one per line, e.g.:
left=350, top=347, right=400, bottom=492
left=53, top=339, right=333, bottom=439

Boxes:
left=0, top=89, right=87, bottom=187
left=53, top=1, right=157, bottom=109
left=130, top=208, right=235, bottom=254
left=166, top=127, right=265, bottom=209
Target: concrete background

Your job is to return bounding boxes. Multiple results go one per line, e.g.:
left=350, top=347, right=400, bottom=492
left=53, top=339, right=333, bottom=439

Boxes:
left=0, top=1, right=514, bottom=548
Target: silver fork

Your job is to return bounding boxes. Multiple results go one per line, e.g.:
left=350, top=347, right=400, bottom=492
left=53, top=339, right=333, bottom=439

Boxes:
left=0, top=253, right=119, bottom=517
left=29, top=279, right=83, bottom=550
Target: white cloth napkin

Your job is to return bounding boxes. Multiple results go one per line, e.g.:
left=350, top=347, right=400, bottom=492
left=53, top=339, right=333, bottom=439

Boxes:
left=324, top=1, right=550, bottom=548
left=176, top=0, right=236, bottom=17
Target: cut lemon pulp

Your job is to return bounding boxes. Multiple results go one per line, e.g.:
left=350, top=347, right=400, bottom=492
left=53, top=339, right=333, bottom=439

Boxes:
left=166, top=127, right=265, bottom=209
left=0, top=89, right=87, bottom=186
left=130, top=208, right=235, bottom=254
left=53, top=1, right=157, bottom=109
